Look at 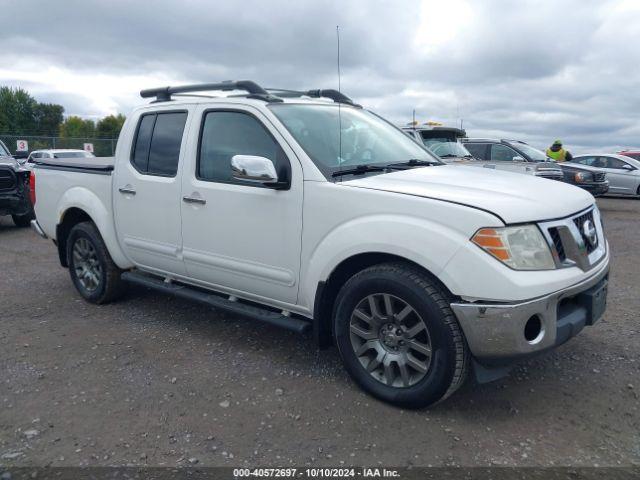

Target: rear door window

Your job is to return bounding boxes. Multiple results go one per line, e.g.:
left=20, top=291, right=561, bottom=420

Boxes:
left=131, top=111, right=187, bottom=176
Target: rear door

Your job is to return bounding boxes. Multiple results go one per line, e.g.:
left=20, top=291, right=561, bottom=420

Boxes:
left=179, top=104, right=303, bottom=305
left=113, top=107, right=191, bottom=275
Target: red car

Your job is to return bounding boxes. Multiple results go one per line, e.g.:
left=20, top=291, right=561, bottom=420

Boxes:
left=618, top=150, right=640, bottom=161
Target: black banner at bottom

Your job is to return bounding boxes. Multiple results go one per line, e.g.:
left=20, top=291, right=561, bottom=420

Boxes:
left=0, top=467, right=639, bottom=480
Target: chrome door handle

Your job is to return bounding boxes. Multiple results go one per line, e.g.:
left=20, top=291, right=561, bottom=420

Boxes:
left=182, top=196, right=206, bottom=205
left=118, top=187, right=136, bottom=195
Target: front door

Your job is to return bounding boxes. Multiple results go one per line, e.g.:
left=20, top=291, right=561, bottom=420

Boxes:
left=486, top=143, right=531, bottom=174
left=180, top=105, right=303, bottom=305
left=600, top=156, right=638, bottom=195
left=114, top=108, right=190, bottom=275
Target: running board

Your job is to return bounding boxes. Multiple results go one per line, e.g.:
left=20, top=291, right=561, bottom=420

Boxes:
left=121, top=271, right=311, bottom=334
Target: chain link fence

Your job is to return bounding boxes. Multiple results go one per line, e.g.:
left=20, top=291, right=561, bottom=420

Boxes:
left=1, top=134, right=117, bottom=157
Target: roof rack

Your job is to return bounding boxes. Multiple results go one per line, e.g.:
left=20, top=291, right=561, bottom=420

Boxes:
left=266, top=88, right=361, bottom=107
left=139, top=81, right=361, bottom=107
left=139, top=80, right=283, bottom=103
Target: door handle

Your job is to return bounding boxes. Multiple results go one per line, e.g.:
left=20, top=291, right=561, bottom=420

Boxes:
left=182, top=195, right=206, bottom=205
left=118, top=187, right=137, bottom=195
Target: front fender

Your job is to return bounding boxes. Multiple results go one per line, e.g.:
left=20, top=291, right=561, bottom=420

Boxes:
left=300, top=214, right=469, bottom=309
left=57, top=187, right=132, bottom=269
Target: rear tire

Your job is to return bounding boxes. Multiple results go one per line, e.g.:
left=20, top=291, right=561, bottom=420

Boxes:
left=333, top=262, right=469, bottom=408
left=67, top=221, right=125, bottom=304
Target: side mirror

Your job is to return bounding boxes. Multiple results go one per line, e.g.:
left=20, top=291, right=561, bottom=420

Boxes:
left=512, top=155, right=525, bottom=162
left=231, top=155, right=287, bottom=189
left=13, top=151, right=28, bottom=160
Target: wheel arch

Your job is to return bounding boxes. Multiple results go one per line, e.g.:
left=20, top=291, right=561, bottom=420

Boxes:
left=312, top=252, right=456, bottom=348
left=56, top=207, right=93, bottom=267
left=55, top=192, right=131, bottom=270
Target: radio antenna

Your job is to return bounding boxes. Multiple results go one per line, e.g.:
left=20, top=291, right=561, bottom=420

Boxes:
left=336, top=25, right=342, bottom=92
left=336, top=25, right=343, bottom=179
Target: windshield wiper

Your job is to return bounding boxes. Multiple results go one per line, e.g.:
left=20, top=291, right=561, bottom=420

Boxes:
left=385, top=159, right=439, bottom=168
left=331, top=164, right=388, bottom=177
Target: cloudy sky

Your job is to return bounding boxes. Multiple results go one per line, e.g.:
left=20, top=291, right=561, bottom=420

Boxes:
left=1, top=0, right=639, bottom=152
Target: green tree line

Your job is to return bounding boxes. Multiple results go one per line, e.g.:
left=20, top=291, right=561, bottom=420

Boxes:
left=0, top=86, right=125, bottom=139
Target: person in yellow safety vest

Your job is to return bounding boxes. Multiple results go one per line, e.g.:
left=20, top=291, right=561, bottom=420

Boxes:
left=546, top=139, right=573, bottom=162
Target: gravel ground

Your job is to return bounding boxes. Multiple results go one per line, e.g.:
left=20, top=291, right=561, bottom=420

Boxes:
left=0, top=197, right=638, bottom=468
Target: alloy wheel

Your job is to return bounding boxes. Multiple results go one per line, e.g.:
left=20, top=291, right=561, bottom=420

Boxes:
left=349, top=293, right=432, bottom=387
left=72, top=237, right=102, bottom=292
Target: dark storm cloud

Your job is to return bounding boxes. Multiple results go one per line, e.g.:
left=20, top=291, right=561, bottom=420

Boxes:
left=1, top=0, right=638, bottom=152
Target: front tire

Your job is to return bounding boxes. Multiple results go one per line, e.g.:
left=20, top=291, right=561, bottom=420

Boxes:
left=333, top=263, right=469, bottom=408
left=67, top=221, right=125, bottom=304
left=12, top=211, right=34, bottom=228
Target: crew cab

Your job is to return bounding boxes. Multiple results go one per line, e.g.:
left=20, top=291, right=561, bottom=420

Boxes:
left=463, top=138, right=609, bottom=195
left=0, top=140, right=34, bottom=227
left=405, top=129, right=566, bottom=182
left=30, top=81, right=610, bottom=408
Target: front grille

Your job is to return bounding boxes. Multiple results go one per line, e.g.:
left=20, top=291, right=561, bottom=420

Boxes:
left=541, top=206, right=604, bottom=271
left=593, top=172, right=606, bottom=182
left=548, top=227, right=566, bottom=261
left=573, top=210, right=598, bottom=253
left=0, top=169, right=16, bottom=192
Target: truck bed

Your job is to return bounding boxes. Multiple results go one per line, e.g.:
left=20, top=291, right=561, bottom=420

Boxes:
left=32, top=157, right=114, bottom=243
left=34, top=156, right=114, bottom=173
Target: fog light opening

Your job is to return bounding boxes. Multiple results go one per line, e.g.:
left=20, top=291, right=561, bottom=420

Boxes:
left=524, top=315, right=544, bottom=344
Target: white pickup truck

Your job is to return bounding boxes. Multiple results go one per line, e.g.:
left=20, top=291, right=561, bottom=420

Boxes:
left=30, top=81, right=610, bottom=408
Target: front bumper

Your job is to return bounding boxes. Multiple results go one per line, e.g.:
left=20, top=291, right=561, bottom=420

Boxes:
left=450, top=254, right=609, bottom=367
left=31, top=219, right=48, bottom=238
left=0, top=192, right=31, bottom=216
left=579, top=181, right=609, bottom=197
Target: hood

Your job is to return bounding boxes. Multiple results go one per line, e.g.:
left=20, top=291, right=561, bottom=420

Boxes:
left=342, top=165, right=594, bottom=224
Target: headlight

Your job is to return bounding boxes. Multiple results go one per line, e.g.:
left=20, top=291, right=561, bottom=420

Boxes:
left=574, top=171, right=593, bottom=183
left=471, top=225, right=555, bottom=270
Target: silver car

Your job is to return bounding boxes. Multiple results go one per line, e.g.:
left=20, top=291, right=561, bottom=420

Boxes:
left=570, top=154, right=640, bottom=197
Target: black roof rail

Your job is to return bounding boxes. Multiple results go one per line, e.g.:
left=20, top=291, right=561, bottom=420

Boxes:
left=139, top=80, right=283, bottom=103
left=266, top=88, right=361, bottom=107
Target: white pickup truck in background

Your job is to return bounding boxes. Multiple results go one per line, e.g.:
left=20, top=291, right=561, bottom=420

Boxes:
left=30, top=81, right=610, bottom=408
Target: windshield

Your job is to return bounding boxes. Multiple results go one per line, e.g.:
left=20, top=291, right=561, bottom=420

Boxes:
left=509, top=142, right=549, bottom=162
left=0, top=141, right=10, bottom=157
left=269, top=104, right=440, bottom=178
left=428, top=141, right=473, bottom=158
left=54, top=151, right=94, bottom=159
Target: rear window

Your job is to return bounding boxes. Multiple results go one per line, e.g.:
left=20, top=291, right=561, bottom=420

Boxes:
left=131, top=111, right=187, bottom=176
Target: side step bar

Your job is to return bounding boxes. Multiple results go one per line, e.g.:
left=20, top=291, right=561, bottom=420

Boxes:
left=121, top=271, right=311, bottom=334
